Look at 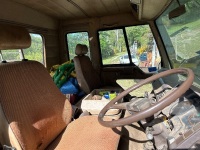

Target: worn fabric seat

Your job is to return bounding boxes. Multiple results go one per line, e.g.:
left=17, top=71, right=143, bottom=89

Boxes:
left=0, top=24, right=120, bottom=150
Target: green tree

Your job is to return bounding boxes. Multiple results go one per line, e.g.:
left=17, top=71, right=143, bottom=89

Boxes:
left=67, top=32, right=89, bottom=59
left=24, top=34, right=43, bottom=63
left=99, top=31, right=113, bottom=58
left=126, top=25, right=150, bottom=48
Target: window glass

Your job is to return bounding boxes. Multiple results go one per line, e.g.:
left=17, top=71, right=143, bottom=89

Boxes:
left=99, top=29, right=128, bottom=65
left=24, top=34, right=44, bottom=64
left=1, top=33, right=44, bottom=64
left=98, top=26, right=161, bottom=69
left=156, top=0, right=200, bottom=88
left=66, top=32, right=89, bottom=59
left=125, top=25, right=161, bottom=70
left=1, top=50, right=21, bottom=61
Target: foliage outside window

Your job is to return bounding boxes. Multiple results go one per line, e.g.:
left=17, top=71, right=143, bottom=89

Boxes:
left=99, top=29, right=128, bottom=65
left=99, top=29, right=130, bottom=65
left=126, top=25, right=161, bottom=68
left=0, top=33, right=44, bottom=64
left=66, top=32, right=89, bottom=60
left=98, top=25, right=161, bottom=68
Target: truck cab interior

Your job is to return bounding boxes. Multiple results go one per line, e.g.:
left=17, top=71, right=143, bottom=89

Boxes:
left=0, top=0, right=200, bottom=149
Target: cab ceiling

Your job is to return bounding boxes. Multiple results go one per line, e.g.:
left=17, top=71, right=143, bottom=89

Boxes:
left=10, top=0, right=133, bottom=20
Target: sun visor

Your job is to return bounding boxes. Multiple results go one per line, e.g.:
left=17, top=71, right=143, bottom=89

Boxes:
left=130, top=0, right=172, bottom=21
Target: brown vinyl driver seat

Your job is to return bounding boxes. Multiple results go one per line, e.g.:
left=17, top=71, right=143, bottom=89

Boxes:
left=0, top=24, right=120, bottom=150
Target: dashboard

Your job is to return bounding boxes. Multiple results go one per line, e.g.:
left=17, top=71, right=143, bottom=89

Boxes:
left=128, top=84, right=200, bottom=149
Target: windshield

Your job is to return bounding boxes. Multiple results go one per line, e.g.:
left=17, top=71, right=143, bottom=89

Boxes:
left=123, top=55, right=135, bottom=59
left=131, top=55, right=135, bottom=58
left=156, top=0, right=200, bottom=88
left=124, top=55, right=129, bottom=59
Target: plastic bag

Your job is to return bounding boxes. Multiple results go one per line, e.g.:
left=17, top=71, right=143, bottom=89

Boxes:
left=60, top=77, right=79, bottom=94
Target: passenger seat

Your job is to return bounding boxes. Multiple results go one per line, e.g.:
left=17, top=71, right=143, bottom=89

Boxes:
left=73, top=44, right=102, bottom=94
left=73, top=44, right=121, bottom=94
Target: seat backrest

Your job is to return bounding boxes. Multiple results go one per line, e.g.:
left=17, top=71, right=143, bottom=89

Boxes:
left=0, top=24, right=72, bottom=150
left=73, top=44, right=101, bottom=94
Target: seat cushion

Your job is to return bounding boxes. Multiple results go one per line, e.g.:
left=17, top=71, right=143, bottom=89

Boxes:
left=47, top=116, right=121, bottom=150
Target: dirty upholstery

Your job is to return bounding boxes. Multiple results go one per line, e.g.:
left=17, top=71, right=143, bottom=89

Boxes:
left=47, top=116, right=120, bottom=150
left=0, top=61, right=73, bottom=149
left=0, top=24, right=120, bottom=149
left=74, top=44, right=102, bottom=94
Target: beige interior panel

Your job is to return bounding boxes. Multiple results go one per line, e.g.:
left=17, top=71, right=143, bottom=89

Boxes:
left=0, top=0, right=58, bottom=29
left=10, top=0, right=133, bottom=20
left=44, top=33, right=60, bottom=70
left=11, top=0, right=85, bottom=19
left=99, top=13, right=143, bottom=28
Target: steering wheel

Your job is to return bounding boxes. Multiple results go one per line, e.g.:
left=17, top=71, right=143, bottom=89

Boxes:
left=98, top=68, right=194, bottom=128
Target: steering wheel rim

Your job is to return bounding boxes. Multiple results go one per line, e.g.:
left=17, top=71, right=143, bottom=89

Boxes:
left=98, top=68, right=194, bottom=128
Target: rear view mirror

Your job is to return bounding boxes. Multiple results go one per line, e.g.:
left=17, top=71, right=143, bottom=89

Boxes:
left=169, top=4, right=186, bottom=19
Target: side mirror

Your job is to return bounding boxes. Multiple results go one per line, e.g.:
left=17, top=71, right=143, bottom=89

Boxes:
left=169, top=4, right=186, bottom=19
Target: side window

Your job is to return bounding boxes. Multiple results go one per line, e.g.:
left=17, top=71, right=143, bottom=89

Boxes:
left=98, top=25, right=161, bottom=70
left=99, top=29, right=129, bottom=65
left=125, top=25, right=161, bottom=70
left=66, top=32, right=89, bottom=60
left=0, top=33, right=44, bottom=64
left=24, top=34, right=44, bottom=64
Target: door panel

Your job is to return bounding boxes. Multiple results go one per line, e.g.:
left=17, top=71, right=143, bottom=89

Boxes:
left=101, top=66, right=151, bottom=86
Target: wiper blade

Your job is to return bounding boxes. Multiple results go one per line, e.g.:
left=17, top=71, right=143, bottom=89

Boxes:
left=170, top=26, right=188, bottom=37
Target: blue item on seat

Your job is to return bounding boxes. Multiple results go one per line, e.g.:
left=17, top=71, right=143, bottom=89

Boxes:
left=148, top=67, right=157, bottom=72
left=60, top=77, right=79, bottom=94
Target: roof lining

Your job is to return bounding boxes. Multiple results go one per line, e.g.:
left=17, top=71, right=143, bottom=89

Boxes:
left=67, top=0, right=90, bottom=17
